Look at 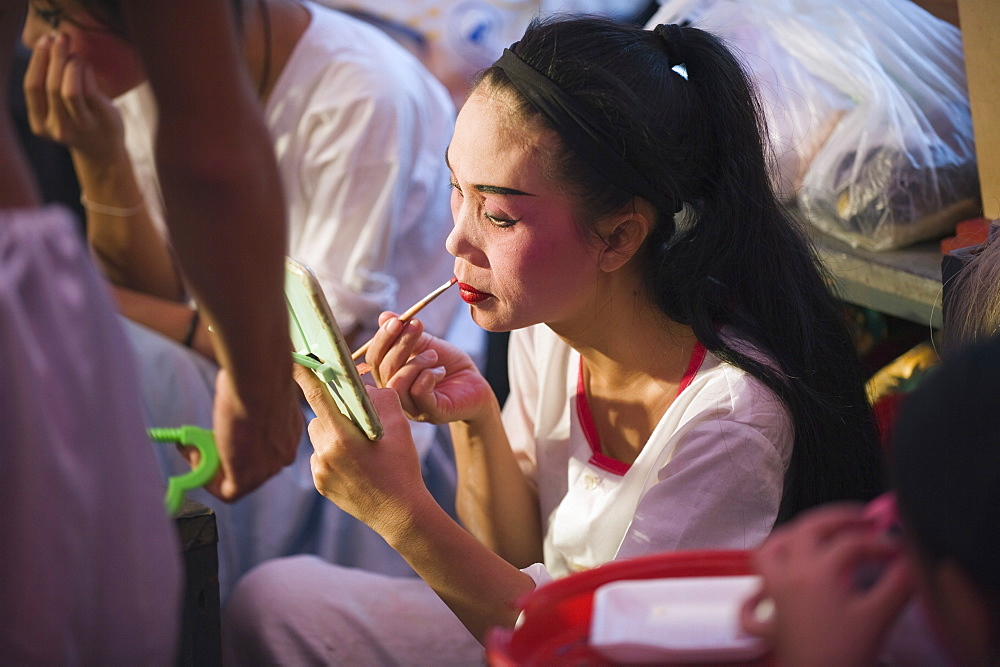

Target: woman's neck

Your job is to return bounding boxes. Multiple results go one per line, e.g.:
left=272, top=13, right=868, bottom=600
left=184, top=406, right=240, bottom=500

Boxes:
left=550, top=270, right=698, bottom=388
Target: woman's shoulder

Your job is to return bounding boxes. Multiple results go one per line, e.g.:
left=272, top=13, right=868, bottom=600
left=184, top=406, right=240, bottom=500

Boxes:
left=689, top=333, right=790, bottom=419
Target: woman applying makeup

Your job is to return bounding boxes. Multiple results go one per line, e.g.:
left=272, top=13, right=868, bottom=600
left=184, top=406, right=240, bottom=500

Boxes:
left=224, top=16, right=885, bottom=663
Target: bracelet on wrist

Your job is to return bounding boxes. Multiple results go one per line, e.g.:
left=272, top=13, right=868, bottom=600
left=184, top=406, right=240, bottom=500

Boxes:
left=80, top=193, right=145, bottom=217
left=182, top=308, right=200, bottom=348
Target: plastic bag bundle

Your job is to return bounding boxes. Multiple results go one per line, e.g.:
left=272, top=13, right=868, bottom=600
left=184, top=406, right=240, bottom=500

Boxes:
left=648, top=0, right=980, bottom=251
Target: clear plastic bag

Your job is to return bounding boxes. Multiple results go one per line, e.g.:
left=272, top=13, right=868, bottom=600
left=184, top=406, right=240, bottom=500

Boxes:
left=649, top=0, right=980, bottom=251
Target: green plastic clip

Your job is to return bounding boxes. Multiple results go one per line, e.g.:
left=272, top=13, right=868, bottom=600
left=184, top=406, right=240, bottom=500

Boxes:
left=291, top=351, right=338, bottom=383
left=148, top=425, right=219, bottom=514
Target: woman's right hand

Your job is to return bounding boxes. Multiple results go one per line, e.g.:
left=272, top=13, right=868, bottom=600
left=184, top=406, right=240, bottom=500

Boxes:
left=365, top=311, right=495, bottom=425
left=23, top=32, right=125, bottom=165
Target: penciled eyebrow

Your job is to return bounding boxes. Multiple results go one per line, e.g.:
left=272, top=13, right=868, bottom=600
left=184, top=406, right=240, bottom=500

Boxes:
left=445, top=148, right=537, bottom=197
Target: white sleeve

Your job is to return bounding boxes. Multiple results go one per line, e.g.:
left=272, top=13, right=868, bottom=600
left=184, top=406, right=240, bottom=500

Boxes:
left=519, top=562, right=555, bottom=590
left=500, top=326, right=543, bottom=487
left=617, top=397, right=791, bottom=557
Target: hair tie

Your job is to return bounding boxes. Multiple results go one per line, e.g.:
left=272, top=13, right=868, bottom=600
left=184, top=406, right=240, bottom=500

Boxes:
left=494, top=47, right=681, bottom=214
left=654, top=24, right=689, bottom=80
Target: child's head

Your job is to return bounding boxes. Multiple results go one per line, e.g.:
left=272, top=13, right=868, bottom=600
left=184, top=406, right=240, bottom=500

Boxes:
left=891, top=333, right=1000, bottom=664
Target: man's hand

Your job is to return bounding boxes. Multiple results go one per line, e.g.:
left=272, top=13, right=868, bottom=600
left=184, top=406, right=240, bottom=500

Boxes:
left=189, top=368, right=302, bottom=501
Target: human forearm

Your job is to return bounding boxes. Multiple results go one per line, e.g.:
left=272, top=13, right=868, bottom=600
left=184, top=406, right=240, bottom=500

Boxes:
left=298, top=368, right=538, bottom=643
left=20, top=23, right=181, bottom=298
left=120, top=0, right=301, bottom=500
left=113, top=286, right=216, bottom=361
left=158, top=156, right=289, bottom=396
left=380, top=484, right=537, bottom=643
left=75, top=152, right=184, bottom=300
left=122, top=0, right=291, bottom=400
left=451, top=399, right=544, bottom=568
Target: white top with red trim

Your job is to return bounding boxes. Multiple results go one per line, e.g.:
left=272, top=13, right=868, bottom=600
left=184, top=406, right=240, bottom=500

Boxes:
left=503, top=324, right=793, bottom=582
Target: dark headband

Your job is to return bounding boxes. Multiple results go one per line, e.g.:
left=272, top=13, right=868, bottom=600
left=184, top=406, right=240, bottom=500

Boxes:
left=493, top=46, right=681, bottom=215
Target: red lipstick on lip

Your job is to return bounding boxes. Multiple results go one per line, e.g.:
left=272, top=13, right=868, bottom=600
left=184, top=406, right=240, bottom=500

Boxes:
left=459, top=283, right=491, bottom=304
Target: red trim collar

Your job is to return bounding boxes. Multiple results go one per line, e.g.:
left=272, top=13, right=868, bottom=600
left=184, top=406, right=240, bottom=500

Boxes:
left=577, top=343, right=707, bottom=476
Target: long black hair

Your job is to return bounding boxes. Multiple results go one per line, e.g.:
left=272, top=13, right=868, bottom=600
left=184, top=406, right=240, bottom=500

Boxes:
left=481, top=16, right=884, bottom=522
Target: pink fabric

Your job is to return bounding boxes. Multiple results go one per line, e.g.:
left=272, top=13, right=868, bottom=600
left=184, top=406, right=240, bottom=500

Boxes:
left=0, top=207, right=181, bottom=663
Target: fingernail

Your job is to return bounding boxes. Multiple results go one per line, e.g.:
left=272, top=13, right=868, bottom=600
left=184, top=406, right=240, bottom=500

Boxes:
left=753, top=597, right=775, bottom=625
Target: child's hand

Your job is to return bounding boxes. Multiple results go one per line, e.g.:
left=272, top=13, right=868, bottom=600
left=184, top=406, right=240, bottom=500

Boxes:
left=740, top=503, right=915, bottom=667
left=364, top=312, right=494, bottom=425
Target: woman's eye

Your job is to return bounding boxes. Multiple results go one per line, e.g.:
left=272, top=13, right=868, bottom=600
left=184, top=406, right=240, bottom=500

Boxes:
left=485, top=212, right=520, bottom=228
left=34, top=6, right=63, bottom=28
left=449, top=181, right=462, bottom=196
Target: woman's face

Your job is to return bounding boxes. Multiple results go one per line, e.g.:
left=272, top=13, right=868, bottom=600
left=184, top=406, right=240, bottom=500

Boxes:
left=22, top=0, right=145, bottom=98
left=445, top=86, right=606, bottom=334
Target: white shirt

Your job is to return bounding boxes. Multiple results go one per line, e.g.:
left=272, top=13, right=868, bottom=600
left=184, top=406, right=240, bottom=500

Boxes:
left=503, top=324, right=793, bottom=582
left=0, top=206, right=181, bottom=663
left=116, top=2, right=465, bottom=346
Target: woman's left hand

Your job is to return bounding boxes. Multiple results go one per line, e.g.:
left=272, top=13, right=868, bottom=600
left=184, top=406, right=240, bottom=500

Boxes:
left=293, top=364, right=433, bottom=538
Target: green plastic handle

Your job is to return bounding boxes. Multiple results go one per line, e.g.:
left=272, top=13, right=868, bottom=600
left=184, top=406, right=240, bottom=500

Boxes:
left=148, top=425, right=219, bottom=514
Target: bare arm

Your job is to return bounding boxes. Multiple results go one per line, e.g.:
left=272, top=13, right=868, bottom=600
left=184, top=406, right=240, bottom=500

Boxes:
left=119, top=0, right=301, bottom=500
left=112, top=286, right=216, bottom=361
left=20, top=32, right=181, bottom=298
left=80, top=159, right=184, bottom=300
left=366, top=314, right=543, bottom=566
left=450, top=400, right=544, bottom=567
left=295, top=366, right=537, bottom=642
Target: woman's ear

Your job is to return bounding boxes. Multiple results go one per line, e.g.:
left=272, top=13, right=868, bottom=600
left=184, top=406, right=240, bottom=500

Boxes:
left=596, top=204, right=653, bottom=272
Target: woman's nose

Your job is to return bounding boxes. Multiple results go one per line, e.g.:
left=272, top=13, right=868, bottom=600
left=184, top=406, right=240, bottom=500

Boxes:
left=22, top=14, right=49, bottom=50
left=445, top=204, right=478, bottom=261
